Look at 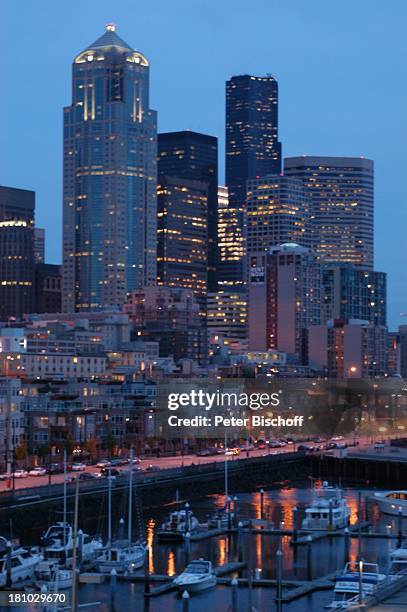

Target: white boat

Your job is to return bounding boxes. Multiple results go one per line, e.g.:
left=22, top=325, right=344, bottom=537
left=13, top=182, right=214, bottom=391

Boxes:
left=302, top=482, right=351, bottom=530
left=373, top=491, right=407, bottom=517
left=157, top=509, right=199, bottom=541
left=327, top=561, right=387, bottom=609
left=173, top=559, right=217, bottom=593
left=0, top=543, right=42, bottom=586
left=41, top=522, right=103, bottom=566
left=389, top=542, right=407, bottom=575
left=35, top=559, right=72, bottom=590
left=96, top=539, right=146, bottom=574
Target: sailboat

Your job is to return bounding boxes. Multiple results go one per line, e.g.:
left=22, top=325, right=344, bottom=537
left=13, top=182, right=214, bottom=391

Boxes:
left=40, top=451, right=102, bottom=567
left=96, top=448, right=147, bottom=574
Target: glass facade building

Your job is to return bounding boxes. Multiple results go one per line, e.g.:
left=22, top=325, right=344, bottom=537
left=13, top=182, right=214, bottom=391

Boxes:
left=62, top=25, right=157, bottom=312
left=246, top=175, right=311, bottom=256
left=322, top=265, right=386, bottom=326
left=157, top=176, right=208, bottom=299
left=217, top=186, right=246, bottom=288
left=284, top=156, right=374, bottom=269
left=225, top=75, right=281, bottom=284
left=157, top=131, right=218, bottom=291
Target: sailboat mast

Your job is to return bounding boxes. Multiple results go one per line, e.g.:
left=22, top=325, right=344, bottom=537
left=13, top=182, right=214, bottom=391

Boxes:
left=63, top=448, right=67, bottom=547
left=71, top=475, right=79, bottom=612
left=107, top=465, right=112, bottom=547
left=128, top=447, right=133, bottom=542
left=224, top=429, right=228, bottom=499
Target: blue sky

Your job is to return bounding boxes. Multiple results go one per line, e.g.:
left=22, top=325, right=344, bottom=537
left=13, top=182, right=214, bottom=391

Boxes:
left=2, top=0, right=406, bottom=328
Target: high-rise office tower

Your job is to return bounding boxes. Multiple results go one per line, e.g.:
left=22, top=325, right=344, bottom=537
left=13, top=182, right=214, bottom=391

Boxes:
left=226, top=75, right=282, bottom=207
left=0, top=186, right=35, bottom=226
left=322, top=265, right=386, bottom=326
left=0, top=186, right=36, bottom=319
left=0, top=221, right=35, bottom=319
left=157, top=176, right=208, bottom=299
left=34, top=228, right=45, bottom=263
left=284, top=156, right=374, bottom=269
left=246, top=175, right=311, bottom=255
left=157, top=131, right=218, bottom=291
left=217, top=186, right=246, bottom=288
left=248, top=244, right=321, bottom=363
left=225, top=75, right=282, bottom=283
left=62, top=24, right=157, bottom=312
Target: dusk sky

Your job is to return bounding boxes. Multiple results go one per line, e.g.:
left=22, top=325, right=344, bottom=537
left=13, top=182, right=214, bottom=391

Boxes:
left=2, top=0, right=406, bottom=328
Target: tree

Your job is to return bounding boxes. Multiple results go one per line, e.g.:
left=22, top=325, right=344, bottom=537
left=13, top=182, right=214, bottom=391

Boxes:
left=13, top=443, right=28, bottom=462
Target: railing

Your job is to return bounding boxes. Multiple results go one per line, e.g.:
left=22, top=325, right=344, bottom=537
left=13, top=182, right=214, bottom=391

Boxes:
left=0, top=451, right=305, bottom=507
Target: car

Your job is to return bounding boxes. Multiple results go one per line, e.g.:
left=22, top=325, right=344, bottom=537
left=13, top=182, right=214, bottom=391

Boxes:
left=96, top=459, right=111, bottom=468
left=196, top=448, right=212, bottom=457
left=46, top=463, right=64, bottom=475
left=70, top=463, right=86, bottom=472
left=269, top=440, right=284, bottom=448
left=374, top=441, right=385, bottom=450
left=297, top=444, right=313, bottom=452
left=29, top=467, right=47, bottom=477
left=110, top=458, right=127, bottom=467
left=145, top=465, right=161, bottom=472
left=239, top=444, right=255, bottom=451
left=13, top=469, right=28, bottom=478
left=78, top=472, right=98, bottom=481
left=0, top=473, right=8, bottom=481
left=100, top=467, right=121, bottom=477
left=225, top=447, right=240, bottom=456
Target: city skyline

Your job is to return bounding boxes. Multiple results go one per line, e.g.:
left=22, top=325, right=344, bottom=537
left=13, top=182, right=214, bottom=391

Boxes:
left=2, top=1, right=407, bottom=328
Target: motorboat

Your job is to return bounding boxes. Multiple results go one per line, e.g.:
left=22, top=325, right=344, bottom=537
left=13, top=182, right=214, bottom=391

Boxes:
left=302, top=481, right=351, bottom=530
left=41, top=522, right=103, bottom=566
left=208, top=506, right=235, bottom=529
left=389, top=542, right=407, bottom=575
left=157, top=509, right=199, bottom=541
left=173, top=559, right=217, bottom=593
left=35, top=560, right=72, bottom=590
left=0, top=542, right=42, bottom=586
left=96, top=539, right=147, bottom=574
left=327, top=561, right=387, bottom=609
left=373, top=491, right=407, bottom=517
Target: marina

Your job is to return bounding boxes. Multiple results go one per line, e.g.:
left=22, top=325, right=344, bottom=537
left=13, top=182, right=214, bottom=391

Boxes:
left=1, top=480, right=407, bottom=610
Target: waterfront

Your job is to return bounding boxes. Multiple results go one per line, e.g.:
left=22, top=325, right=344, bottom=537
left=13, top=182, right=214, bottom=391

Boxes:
left=13, top=483, right=407, bottom=611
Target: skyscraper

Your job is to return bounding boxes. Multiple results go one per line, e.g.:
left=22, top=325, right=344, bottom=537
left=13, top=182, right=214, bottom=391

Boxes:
left=157, top=176, right=208, bottom=298
left=284, top=156, right=374, bottom=269
left=217, top=186, right=246, bottom=288
left=226, top=75, right=281, bottom=208
left=0, top=186, right=36, bottom=319
left=322, top=265, right=386, bottom=326
left=157, top=131, right=218, bottom=291
left=248, top=244, right=321, bottom=362
left=0, top=186, right=35, bottom=226
left=225, top=75, right=281, bottom=284
left=62, top=24, right=157, bottom=312
left=246, top=175, right=311, bottom=255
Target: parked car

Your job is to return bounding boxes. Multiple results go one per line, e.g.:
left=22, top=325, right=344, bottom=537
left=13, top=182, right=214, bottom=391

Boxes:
left=29, top=467, right=47, bottom=477
left=96, top=459, right=111, bottom=468
left=70, top=462, right=86, bottom=472
left=100, top=467, right=121, bottom=477
left=13, top=469, right=28, bottom=478
left=225, top=447, right=240, bottom=456
left=110, top=458, right=127, bottom=467
left=145, top=465, right=161, bottom=472
left=46, top=463, right=64, bottom=475
left=78, top=472, right=98, bottom=481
